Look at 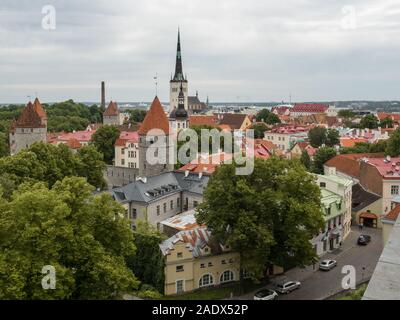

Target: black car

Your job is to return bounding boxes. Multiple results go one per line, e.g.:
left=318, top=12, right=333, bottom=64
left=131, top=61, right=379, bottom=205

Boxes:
left=357, top=235, right=371, bottom=245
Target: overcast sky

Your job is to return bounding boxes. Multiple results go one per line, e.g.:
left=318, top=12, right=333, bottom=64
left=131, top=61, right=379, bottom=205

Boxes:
left=0, top=0, right=400, bottom=104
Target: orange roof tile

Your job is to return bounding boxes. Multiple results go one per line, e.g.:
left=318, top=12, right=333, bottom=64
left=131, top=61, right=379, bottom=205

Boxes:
left=385, top=205, right=400, bottom=221
left=104, top=101, right=119, bottom=116
left=16, top=102, right=45, bottom=128
left=189, top=115, right=218, bottom=127
left=138, top=96, right=170, bottom=135
left=66, top=138, right=82, bottom=149
left=33, top=98, right=47, bottom=119
left=340, top=137, right=369, bottom=148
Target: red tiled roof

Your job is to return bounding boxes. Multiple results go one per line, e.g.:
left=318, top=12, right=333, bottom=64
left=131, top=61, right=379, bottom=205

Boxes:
left=364, top=157, right=400, bottom=179
left=16, top=102, right=45, bottom=128
left=115, top=131, right=139, bottom=147
left=385, top=204, right=400, bottom=221
left=325, top=153, right=385, bottom=179
left=189, top=115, right=218, bottom=127
left=340, top=137, right=369, bottom=148
left=58, top=130, right=96, bottom=142
left=272, top=106, right=291, bottom=115
left=33, top=98, right=47, bottom=119
left=359, top=212, right=378, bottom=219
left=138, top=96, right=170, bottom=135
left=104, top=101, right=119, bottom=116
left=291, top=103, right=329, bottom=113
left=377, top=112, right=400, bottom=122
left=66, top=138, right=82, bottom=149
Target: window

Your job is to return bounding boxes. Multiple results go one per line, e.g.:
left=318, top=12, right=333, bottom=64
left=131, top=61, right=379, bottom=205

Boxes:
left=131, top=208, right=137, bottom=219
left=391, top=185, right=399, bottom=195
left=177, top=252, right=183, bottom=258
left=326, top=207, right=331, bottom=215
left=133, top=151, right=137, bottom=158
left=220, top=270, right=234, bottom=283
left=204, top=247, right=209, bottom=254
left=193, top=201, right=198, bottom=208
left=163, top=203, right=167, bottom=213
left=199, top=274, right=214, bottom=287
left=221, top=260, right=226, bottom=265
left=320, top=182, right=326, bottom=188
left=170, top=200, right=174, bottom=210
left=208, top=262, right=213, bottom=267
left=176, top=265, right=184, bottom=273
left=121, top=149, right=125, bottom=155
left=229, top=258, right=234, bottom=263
left=176, top=280, right=184, bottom=294
left=200, top=263, right=205, bottom=269
left=121, top=159, right=125, bottom=166
left=156, top=206, right=160, bottom=216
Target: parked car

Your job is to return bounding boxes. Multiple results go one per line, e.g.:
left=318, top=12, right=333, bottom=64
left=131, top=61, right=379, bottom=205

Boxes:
left=275, top=281, right=301, bottom=294
left=254, top=289, right=278, bottom=300
left=319, top=259, right=337, bottom=271
left=358, top=235, right=371, bottom=245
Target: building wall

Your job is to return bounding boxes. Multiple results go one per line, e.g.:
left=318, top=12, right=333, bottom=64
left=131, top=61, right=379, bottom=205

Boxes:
left=264, top=133, right=291, bottom=151
left=104, top=165, right=138, bottom=188
left=353, top=198, right=383, bottom=228
left=164, top=245, right=240, bottom=296
left=10, top=127, right=47, bottom=155
left=170, top=81, right=188, bottom=111
left=359, top=162, right=383, bottom=196
left=103, top=115, right=121, bottom=126
left=138, top=134, right=174, bottom=178
left=382, top=180, right=400, bottom=217
left=115, top=143, right=139, bottom=168
left=382, top=220, right=395, bottom=244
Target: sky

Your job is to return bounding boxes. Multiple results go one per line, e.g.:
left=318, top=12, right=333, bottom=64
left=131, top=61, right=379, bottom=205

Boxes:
left=0, top=0, right=400, bottom=104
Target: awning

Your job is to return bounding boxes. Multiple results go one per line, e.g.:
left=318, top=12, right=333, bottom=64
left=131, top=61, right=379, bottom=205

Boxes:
left=360, top=212, right=378, bottom=219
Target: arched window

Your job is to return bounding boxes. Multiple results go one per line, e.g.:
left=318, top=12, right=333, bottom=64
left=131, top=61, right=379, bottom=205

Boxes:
left=220, top=270, right=234, bottom=284
left=199, top=274, right=214, bottom=287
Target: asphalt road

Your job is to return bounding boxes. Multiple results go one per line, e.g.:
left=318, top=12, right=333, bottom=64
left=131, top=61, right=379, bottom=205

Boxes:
left=240, top=226, right=383, bottom=300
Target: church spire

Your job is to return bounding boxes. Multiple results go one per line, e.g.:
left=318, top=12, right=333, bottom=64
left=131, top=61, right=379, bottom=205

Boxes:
left=173, top=28, right=184, bottom=81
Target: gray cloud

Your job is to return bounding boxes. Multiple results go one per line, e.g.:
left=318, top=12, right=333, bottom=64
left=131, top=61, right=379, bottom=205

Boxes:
left=0, top=0, right=400, bottom=103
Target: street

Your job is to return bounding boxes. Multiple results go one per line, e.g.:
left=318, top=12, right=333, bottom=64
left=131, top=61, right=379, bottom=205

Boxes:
left=240, top=226, right=383, bottom=300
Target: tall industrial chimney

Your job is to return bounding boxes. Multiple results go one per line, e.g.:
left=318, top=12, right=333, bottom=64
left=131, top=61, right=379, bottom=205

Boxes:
left=101, top=81, right=105, bottom=109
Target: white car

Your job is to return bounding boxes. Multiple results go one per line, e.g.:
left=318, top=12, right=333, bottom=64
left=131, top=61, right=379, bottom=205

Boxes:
left=275, top=281, right=301, bottom=294
left=319, top=259, right=337, bottom=271
left=254, top=289, right=278, bottom=300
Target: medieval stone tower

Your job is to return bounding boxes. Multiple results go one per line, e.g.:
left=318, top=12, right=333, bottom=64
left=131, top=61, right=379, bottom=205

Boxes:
left=103, top=101, right=124, bottom=125
left=138, top=96, right=174, bottom=177
left=9, top=98, right=47, bottom=156
left=169, top=29, right=188, bottom=112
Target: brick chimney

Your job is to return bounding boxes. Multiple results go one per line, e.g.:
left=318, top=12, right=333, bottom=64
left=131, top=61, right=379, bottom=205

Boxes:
left=101, top=81, right=105, bottom=109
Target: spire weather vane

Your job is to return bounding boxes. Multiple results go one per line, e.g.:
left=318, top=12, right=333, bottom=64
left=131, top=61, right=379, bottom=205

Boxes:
left=153, top=73, right=158, bottom=96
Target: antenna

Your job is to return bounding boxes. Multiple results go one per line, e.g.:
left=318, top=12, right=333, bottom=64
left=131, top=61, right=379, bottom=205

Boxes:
left=153, top=73, right=158, bottom=96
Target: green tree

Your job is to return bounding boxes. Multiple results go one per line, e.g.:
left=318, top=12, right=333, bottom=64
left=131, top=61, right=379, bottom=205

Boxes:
left=76, top=145, right=107, bottom=189
left=338, top=109, right=355, bottom=118
left=126, top=109, right=147, bottom=124
left=197, top=158, right=324, bottom=289
left=0, top=132, right=9, bottom=158
left=380, top=117, right=393, bottom=128
left=251, top=123, right=268, bottom=139
left=386, top=128, right=400, bottom=156
left=0, top=177, right=139, bottom=299
left=313, top=147, right=337, bottom=174
left=325, top=129, right=340, bottom=147
left=256, top=109, right=281, bottom=125
left=300, top=150, right=311, bottom=171
left=91, top=125, right=121, bottom=164
left=128, top=220, right=165, bottom=294
left=359, top=114, right=379, bottom=129
left=308, top=127, right=327, bottom=148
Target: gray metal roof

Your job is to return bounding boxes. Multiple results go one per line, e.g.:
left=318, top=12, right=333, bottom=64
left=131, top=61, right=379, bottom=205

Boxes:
left=111, top=171, right=209, bottom=204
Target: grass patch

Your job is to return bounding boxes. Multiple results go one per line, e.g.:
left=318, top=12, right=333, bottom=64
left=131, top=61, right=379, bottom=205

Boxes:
left=337, top=283, right=368, bottom=300
left=161, top=279, right=270, bottom=300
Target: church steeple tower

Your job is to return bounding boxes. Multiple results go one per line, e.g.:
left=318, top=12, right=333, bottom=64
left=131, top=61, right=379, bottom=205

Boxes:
left=173, top=29, right=185, bottom=81
left=169, top=29, right=188, bottom=112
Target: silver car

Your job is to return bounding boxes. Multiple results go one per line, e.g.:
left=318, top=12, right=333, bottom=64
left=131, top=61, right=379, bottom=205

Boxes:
left=319, top=259, right=337, bottom=271
left=254, top=289, right=278, bottom=300
left=275, top=281, right=301, bottom=294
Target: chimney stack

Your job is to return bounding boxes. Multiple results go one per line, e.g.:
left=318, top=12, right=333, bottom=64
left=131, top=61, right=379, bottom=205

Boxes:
left=101, top=81, right=105, bottom=109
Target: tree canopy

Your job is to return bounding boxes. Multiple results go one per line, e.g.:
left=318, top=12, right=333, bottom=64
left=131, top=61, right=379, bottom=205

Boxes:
left=0, top=142, right=106, bottom=196
left=197, top=157, right=324, bottom=281
left=359, top=114, right=379, bottom=129
left=312, top=147, right=337, bottom=174
left=308, top=127, right=327, bottom=148
left=0, top=177, right=139, bottom=299
left=255, top=109, right=281, bottom=125
left=251, top=123, right=269, bottom=139
left=386, top=127, right=400, bottom=157
left=91, top=125, right=121, bottom=164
